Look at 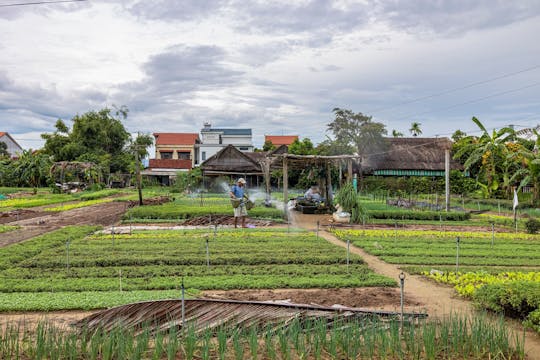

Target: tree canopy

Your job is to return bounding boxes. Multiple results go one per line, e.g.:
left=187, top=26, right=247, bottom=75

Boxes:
left=41, top=107, right=152, bottom=176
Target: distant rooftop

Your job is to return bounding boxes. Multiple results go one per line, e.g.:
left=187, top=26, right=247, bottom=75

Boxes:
left=201, top=123, right=251, bottom=136
left=265, top=135, right=298, bottom=146
left=153, top=133, right=200, bottom=145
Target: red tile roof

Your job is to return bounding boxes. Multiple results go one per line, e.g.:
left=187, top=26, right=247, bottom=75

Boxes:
left=0, top=132, right=6, bottom=137
left=265, top=135, right=298, bottom=146
left=154, top=133, right=199, bottom=145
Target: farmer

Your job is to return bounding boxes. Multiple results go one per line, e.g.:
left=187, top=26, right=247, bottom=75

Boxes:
left=304, top=185, right=321, bottom=202
left=230, top=178, right=248, bottom=228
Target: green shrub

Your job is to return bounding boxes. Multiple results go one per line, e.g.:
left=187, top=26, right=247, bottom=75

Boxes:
left=473, top=281, right=540, bottom=320
left=525, top=309, right=540, bottom=333
left=525, top=218, right=540, bottom=234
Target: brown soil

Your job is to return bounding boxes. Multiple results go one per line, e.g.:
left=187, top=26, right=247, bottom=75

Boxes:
left=0, top=201, right=130, bottom=247
left=203, top=287, right=423, bottom=311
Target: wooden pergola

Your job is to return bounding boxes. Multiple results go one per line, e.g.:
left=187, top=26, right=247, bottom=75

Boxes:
left=262, top=154, right=363, bottom=206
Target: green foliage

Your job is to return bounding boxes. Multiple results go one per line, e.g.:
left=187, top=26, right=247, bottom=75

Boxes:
left=0, top=150, right=52, bottom=187
left=327, top=108, right=387, bottom=158
left=41, top=107, right=152, bottom=176
left=262, top=140, right=276, bottom=151
left=525, top=218, right=540, bottom=234
left=288, top=138, right=316, bottom=155
left=125, top=202, right=283, bottom=220
left=173, top=168, right=202, bottom=193
left=525, top=309, right=540, bottom=333
left=334, top=182, right=368, bottom=223
left=0, top=314, right=525, bottom=359
left=369, top=209, right=470, bottom=221
left=473, top=281, right=540, bottom=320
left=0, top=229, right=395, bottom=310
left=0, top=141, right=9, bottom=158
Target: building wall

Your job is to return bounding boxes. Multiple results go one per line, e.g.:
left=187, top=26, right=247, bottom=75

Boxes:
left=201, top=132, right=221, bottom=144
left=155, top=144, right=196, bottom=166
left=0, top=134, right=23, bottom=158
left=221, top=135, right=252, bottom=146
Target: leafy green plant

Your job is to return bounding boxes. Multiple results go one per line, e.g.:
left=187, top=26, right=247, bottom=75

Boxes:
left=525, top=218, right=540, bottom=234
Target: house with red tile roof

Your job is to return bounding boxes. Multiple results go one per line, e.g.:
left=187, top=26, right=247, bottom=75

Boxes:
left=143, top=133, right=200, bottom=185
left=264, top=135, right=298, bottom=147
left=0, top=132, right=23, bottom=158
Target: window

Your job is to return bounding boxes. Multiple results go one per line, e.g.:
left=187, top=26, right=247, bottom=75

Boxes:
left=178, top=151, right=190, bottom=160
left=239, top=147, right=249, bottom=151
left=160, top=151, right=173, bottom=159
left=202, top=151, right=206, bottom=161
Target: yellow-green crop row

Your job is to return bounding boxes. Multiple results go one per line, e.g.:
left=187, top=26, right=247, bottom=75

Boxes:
left=44, top=198, right=113, bottom=212
left=0, top=195, right=72, bottom=209
left=333, top=228, right=540, bottom=241
left=424, top=271, right=540, bottom=297
left=0, top=225, right=18, bottom=234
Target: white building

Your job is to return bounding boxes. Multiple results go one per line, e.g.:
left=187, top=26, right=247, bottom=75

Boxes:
left=0, top=132, right=23, bottom=158
left=197, top=123, right=253, bottom=165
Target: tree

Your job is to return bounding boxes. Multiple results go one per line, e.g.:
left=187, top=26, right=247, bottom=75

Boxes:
left=454, top=117, right=514, bottom=198
left=288, top=138, right=316, bottom=155
left=327, top=108, right=387, bottom=183
left=262, top=140, right=276, bottom=152
left=409, top=122, right=422, bottom=137
left=0, top=142, right=9, bottom=158
left=391, top=129, right=403, bottom=137
left=41, top=107, right=151, bottom=179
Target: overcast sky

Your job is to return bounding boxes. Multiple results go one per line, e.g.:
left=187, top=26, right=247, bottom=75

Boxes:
left=1, top=0, right=540, bottom=150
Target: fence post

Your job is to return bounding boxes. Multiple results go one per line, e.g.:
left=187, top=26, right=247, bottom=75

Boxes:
left=455, top=237, right=460, bottom=275
left=181, top=277, right=185, bottom=329
left=399, top=272, right=405, bottom=334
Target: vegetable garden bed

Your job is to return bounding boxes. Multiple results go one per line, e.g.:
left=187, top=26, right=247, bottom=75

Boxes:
left=0, top=228, right=394, bottom=311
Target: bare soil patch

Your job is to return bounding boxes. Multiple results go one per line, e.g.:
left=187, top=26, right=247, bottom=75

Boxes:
left=0, top=201, right=129, bottom=247
left=203, top=287, right=423, bottom=311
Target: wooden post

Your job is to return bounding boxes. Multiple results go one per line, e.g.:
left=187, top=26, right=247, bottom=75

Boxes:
left=326, top=161, right=333, bottom=205
left=347, top=159, right=353, bottom=182
left=445, top=148, right=450, bottom=212
left=263, top=159, right=271, bottom=199
left=135, top=147, right=143, bottom=206
left=283, top=156, right=288, bottom=207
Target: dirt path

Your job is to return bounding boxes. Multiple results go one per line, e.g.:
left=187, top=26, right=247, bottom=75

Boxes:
left=290, top=212, right=540, bottom=359
left=0, top=201, right=129, bottom=247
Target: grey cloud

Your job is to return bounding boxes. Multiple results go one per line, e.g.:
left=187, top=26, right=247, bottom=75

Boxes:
left=232, top=0, right=368, bottom=35
left=125, top=0, right=228, bottom=21
left=142, top=44, right=242, bottom=92
left=372, top=0, right=540, bottom=36
left=0, top=0, right=91, bottom=20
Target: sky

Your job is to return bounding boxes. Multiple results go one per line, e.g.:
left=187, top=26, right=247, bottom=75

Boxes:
left=1, top=0, right=540, bottom=150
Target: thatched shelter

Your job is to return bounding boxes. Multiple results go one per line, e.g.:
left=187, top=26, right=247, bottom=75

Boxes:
left=50, top=161, right=102, bottom=185
left=363, top=137, right=461, bottom=176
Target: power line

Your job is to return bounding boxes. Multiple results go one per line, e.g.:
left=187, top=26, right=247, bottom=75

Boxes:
left=0, top=0, right=86, bottom=7
left=367, top=65, right=540, bottom=114
left=393, top=82, right=540, bottom=122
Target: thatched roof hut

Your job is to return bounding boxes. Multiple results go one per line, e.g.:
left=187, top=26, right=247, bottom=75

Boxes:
left=200, top=145, right=265, bottom=176
left=363, top=137, right=461, bottom=176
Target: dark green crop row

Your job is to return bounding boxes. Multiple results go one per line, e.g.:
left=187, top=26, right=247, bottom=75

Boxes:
left=380, top=255, right=540, bottom=267
left=0, top=272, right=394, bottom=293
left=124, top=203, right=284, bottom=220
left=1, top=264, right=369, bottom=279
left=0, top=226, right=100, bottom=270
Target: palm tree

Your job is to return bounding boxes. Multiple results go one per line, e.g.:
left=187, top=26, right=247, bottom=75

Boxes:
left=409, top=122, right=422, bottom=137
left=392, top=129, right=404, bottom=137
